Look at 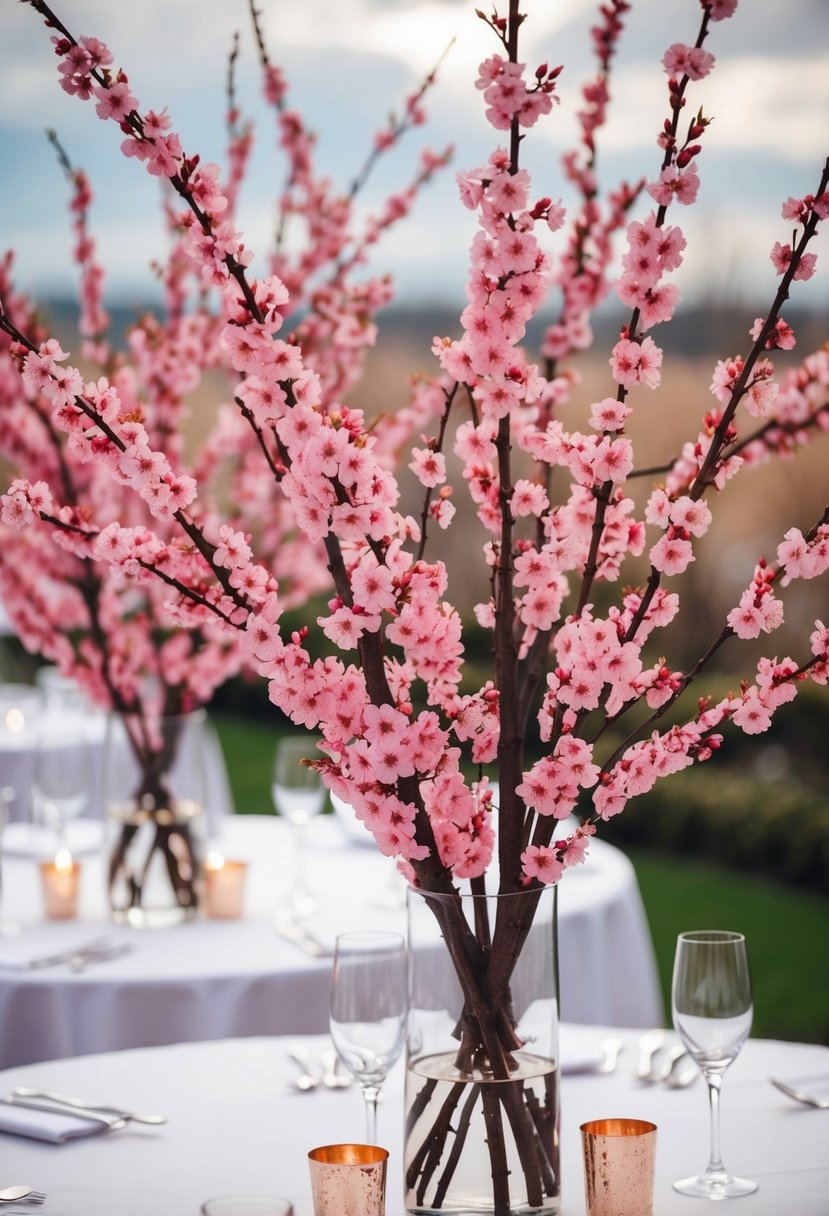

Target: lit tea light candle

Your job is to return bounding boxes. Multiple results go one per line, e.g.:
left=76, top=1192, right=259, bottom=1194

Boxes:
left=39, top=847, right=82, bottom=919
left=3, top=706, right=25, bottom=733
left=204, top=850, right=248, bottom=919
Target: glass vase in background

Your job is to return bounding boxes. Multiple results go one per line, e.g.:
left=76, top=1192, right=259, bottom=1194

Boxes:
left=405, top=882, right=560, bottom=1216
left=104, top=709, right=207, bottom=928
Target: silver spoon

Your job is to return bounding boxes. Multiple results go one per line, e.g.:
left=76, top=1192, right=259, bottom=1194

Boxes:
left=12, top=1087, right=166, bottom=1124
left=0, top=1186, right=47, bottom=1204
left=321, top=1048, right=352, bottom=1089
left=656, top=1050, right=695, bottom=1089
left=770, top=1077, right=829, bottom=1109
left=636, top=1029, right=665, bottom=1082
left=287, top=1047, right=320, bottom=1091
left=596, top=1037, right=623, bottom=1074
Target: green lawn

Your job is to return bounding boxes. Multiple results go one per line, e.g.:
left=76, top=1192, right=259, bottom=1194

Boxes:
left=626, top=849, right=829, bottom=1045
left=212, top=711, right=829, bottom=1045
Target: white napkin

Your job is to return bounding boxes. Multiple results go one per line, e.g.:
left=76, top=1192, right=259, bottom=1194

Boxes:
left=0, top=1100, right=110, bottom=1143
left=558, top=1024, right=609, bottom=1074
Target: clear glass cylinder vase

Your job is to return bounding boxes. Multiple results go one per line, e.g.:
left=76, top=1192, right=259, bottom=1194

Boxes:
left=405, top=882, right=560, bottom=1216
left=104, top=709, right=207, bottom=928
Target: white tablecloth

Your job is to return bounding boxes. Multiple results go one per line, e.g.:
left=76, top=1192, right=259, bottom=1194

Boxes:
left=0, top=1029, right=826, bottom=1214
left=0, top=816, right=663, bottom=1066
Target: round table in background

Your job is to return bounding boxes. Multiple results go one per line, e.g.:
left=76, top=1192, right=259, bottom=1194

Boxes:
left=0, top=815, right=663, bottom=1067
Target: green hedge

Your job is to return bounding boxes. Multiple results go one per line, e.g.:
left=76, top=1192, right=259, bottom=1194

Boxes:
left=599, top=770, right=829, bottom=891
left=598, top=680, right=829, bottom=890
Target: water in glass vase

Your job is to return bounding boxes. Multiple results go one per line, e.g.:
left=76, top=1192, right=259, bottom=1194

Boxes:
left=106, top=798, right=203, bottom=928
left=404, top=1050, right=560, bottom=1216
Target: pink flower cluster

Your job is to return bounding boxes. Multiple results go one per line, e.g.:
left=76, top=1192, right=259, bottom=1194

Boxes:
left=3, top=0, right=828, bottom=899
left=475, top=55, right=561, bottom=132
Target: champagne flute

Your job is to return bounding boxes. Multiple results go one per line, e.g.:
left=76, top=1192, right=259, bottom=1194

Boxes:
left=672, top=930, right=758, bottom=1199
left=330, top=930, right=407, bottom=1144
left=271, top=735, right=326, bottom=917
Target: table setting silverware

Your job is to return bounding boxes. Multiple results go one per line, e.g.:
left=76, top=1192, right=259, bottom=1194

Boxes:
left=67, top=940, right=135, bottom=972
left=595, top=1037, right=623, bottom=1074
left=2, top=1096, right=127, bottom=1130
left=0, top=935, right=136, bottom=973
left=1, top=935, right=112, bottom=972
left=0, top=1186, right=46, bottom=1206
left=287, top=1047, right=320, bottom=1092
left=10, top=1087, right=167, bottom=1124
left=320, top=1047, right=352, bottom=1089
left=635, top=1028, right=666, bottom=1082
left=634, top=1030, right=697, bottom=1087
left=273, top=909, right=330, bottom=958
left=769, top=1076, right=829, bottom=1109
left=663, top=1049, right=698, bottom=1088
left=0, top=1186, right=47, bottom=1205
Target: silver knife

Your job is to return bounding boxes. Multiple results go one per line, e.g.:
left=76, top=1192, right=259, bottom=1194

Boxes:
left=273, top=909, right=330, bottom=958
left=0, top=937, right=115, bottom=972
left=69, top=942, right=135, bottom=972
left=2, top=1095, right=126, bottom=1129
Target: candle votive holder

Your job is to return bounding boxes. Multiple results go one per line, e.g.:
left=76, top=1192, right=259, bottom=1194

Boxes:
left=39, top=850, right=82, bottom=919
left=581, top=1118, right=657, bottom=1216
left=204, top=853, right=248, bottom=919
left=308, top=1143, right=388, bottom=1216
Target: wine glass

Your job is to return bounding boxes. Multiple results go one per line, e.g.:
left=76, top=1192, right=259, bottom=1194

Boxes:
left=271, top=735, right=326, bottom=917
left=31, top=721, right=93, bottom=851
left=329, top=930, right=408, bottom=1145
left=0, top=785, right=21, bottom=937
left=671, top=929, right=758, bottom=1199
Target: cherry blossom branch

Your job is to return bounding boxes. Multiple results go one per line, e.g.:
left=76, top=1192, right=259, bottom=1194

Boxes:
left=0, top=305, right=254, bottom=617
left=415, top=382, right=459, bottom=563
left=347, top=38, right=455, bottom=201
left=492, top=0, right=527, bottom=891
left=24, top=0, right=265, bottom=324
left=629, top=395, right=829, bottom=481
left=598, top=500, right=829, bottom=771
left=624, top=161, right=829, bottom=644
left=689, top=160, right=829, bottom=499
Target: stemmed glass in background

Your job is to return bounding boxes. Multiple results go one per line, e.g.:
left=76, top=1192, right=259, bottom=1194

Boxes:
left=0, top=785, right=20, bottom=937
left=671, top=929, right=757, bottom=1199
left=271, top=735, right=326, bottom=917
left=31, top=722, right=93, bottom=852
left=329, top=930, right=407, bottom=1145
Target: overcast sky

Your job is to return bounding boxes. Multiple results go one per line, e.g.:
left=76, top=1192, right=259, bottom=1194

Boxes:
left=1, top=0, right=827, bottom=317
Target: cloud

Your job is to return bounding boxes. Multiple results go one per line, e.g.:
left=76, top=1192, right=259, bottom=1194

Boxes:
left=1, top=0, right=826, bottom=308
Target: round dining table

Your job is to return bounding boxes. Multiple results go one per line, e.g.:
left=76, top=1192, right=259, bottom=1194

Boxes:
left=0, top=1027, right=826, bottom=1214
left=0, top=814, right=663, bottom=1068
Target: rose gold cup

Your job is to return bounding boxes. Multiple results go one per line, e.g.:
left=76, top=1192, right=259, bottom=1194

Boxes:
left=308, top=1144, right=388, bottom=1216
left=581, top=1118, right=657, bottom=1216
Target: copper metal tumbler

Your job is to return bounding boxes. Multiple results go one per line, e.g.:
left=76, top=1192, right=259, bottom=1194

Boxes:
left=308, top=1143, right=388, bottom=1216
left=580, top=1118, right=657, bottom=1216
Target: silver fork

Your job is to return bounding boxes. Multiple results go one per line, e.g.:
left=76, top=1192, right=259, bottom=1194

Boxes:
left=770, top=1077, right=829, bottom=1109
